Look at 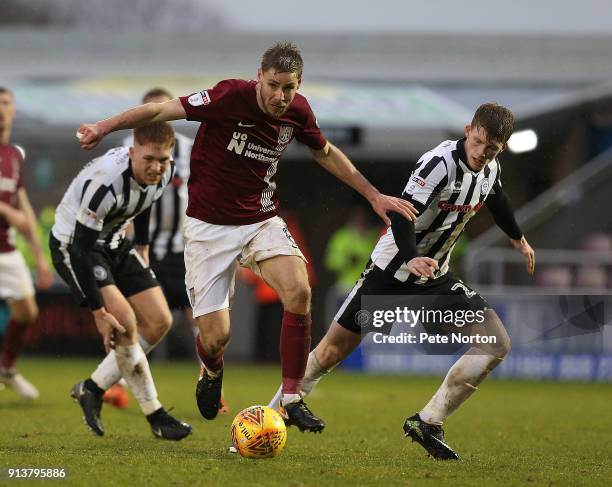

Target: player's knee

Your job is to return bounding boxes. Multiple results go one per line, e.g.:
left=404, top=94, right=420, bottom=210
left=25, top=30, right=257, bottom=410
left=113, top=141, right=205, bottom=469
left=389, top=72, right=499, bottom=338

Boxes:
left=495, top=334, right=511, bottom=359
left=489, top=325, right=511, bottom=359
left=12, top=301, right=39, bottom=324
left=281, top=281, right=311, bottom=310
left=201, top=331, right=230, bottom=357
left=480, top=310, right=511, bottom=358
left=17, top=308, right=38, bottom=324
left=145, top=309, right=173, bottom=342
left=115, top=309, right=137, bottom=335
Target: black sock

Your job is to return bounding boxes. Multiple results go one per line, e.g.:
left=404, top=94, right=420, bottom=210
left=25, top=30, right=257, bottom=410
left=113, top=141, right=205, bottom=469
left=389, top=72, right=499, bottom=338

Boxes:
left=84, top=378, right=105, bottom=396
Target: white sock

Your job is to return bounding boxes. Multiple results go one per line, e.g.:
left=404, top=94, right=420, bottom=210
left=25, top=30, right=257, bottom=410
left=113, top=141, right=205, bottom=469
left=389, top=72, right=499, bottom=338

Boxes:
left=138, top=335, right=154, bottom=354
left=268, top=385, right=283, bottom=410
left=91, top=351, right=122, bottom=391
left=203, top=366, right=221, bottom=379
left=114, top=343, right=162, bottom=416
left=281, top=393, right=301, bottom=405
left=301, top=350, right=332, bottom=396
left=91, top=334, right=155, bottom=390
left=419, top=348, right=503, bottom=425
left=269, top=351, right=332, bottom=409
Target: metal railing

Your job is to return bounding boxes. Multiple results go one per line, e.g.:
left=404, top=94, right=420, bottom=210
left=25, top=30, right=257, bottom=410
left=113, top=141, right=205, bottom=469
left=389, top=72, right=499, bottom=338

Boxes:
left=463, top=146, right=612, bottom=290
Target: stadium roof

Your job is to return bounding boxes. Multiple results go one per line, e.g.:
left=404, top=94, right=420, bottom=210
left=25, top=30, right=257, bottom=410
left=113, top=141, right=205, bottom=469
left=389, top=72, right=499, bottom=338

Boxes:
left=3, top=29, right=612, bottom=157
left=3, top=29, right=612, bottom=83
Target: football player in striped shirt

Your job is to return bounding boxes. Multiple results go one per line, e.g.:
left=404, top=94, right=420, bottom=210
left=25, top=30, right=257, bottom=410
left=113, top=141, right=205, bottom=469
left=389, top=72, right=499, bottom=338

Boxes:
left=50, top=122, right=191, bottom=440
left=269, top=103, right=535, bottom=459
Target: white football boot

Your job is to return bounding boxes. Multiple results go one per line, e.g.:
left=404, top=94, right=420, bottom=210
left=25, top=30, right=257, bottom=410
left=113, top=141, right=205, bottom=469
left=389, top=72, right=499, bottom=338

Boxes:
left=0, top=367, right=40, bottom=399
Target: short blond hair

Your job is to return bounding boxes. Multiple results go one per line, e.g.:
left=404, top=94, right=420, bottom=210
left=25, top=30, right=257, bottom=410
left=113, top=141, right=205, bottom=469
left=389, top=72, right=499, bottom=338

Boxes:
left=133, top=122, right=175, bottom=148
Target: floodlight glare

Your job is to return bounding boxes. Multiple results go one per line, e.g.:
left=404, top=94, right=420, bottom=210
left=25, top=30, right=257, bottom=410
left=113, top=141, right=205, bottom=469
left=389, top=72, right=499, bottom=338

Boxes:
left=507, top=129, right=538, bottom=154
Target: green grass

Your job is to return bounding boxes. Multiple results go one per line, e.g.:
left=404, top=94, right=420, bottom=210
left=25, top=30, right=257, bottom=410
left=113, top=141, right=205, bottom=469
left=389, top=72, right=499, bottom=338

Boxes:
left=1, top=357, right=611, bottom=486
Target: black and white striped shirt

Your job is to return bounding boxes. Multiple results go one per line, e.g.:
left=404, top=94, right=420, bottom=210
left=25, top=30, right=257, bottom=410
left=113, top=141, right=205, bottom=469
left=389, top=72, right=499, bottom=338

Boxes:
left=51, top=147, right=175, bottom=249
left=372, top=138, right=501, bottom=283
left=123, top=132, right=192, bottom=259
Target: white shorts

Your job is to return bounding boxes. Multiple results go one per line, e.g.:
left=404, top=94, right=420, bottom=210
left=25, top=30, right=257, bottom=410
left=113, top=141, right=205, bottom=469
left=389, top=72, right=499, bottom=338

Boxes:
left=0, top=250, right=35, bottom=300
left=184, top=215, right=305, bottom=318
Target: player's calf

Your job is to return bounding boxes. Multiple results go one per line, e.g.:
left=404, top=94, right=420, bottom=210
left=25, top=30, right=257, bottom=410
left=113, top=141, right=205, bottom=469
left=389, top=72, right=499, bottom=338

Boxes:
left=0, top=367, right=39, bottom=400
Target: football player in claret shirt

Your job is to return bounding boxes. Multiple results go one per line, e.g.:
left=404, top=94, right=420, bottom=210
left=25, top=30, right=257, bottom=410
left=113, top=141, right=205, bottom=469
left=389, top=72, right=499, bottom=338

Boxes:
left=76, top=42, right=417, bottom=433
left=269, top=103, right=535, bottom=459
left=104, top=88, right=234, bottom=413
left=0, top=86, right=53, bottom=399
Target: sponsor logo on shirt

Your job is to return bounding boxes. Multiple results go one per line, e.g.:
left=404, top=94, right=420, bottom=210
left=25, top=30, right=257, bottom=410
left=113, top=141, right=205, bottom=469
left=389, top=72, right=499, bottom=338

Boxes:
left=411, top=176, right=426, bottom=187
left=227, top=132, right=284, bottom=163
left=227, top=132, right=248, bottom=155
left=188, top=90, right=210, bottom=107
left=480, top=179, right=490, bottom=195
left=78, top=208, right=98, bottom=226
left=437, top=200, right=485, bottom=213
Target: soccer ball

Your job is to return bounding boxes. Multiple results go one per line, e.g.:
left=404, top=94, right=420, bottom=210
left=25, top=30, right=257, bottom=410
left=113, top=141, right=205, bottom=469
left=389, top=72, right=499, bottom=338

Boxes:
left=230, top=405, right=287, bottom=458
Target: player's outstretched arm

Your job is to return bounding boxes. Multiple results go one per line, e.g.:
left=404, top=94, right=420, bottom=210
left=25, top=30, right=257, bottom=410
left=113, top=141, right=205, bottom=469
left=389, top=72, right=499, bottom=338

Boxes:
left=310, top=142, right=418, bottom=226
left=77, top=98, right=187, bottom=150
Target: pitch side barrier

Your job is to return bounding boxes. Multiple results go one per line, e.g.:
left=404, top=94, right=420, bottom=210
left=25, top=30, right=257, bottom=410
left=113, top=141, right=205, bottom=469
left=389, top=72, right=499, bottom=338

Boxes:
left=339, top=292, right=612, bottom=381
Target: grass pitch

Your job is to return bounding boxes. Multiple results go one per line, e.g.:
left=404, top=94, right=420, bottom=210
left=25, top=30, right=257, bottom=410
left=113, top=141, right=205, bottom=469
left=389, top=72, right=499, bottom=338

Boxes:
left=1, top=357, right=611, bottom=486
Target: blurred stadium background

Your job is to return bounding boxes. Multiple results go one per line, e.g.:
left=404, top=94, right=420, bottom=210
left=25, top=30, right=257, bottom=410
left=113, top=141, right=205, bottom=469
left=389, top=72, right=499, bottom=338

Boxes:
left=2, top=0, right=612, bottom=387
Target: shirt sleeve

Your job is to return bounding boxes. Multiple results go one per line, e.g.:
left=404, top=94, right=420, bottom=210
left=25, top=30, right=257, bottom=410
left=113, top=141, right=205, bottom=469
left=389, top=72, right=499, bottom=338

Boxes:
left=295, top=101, right=327, bottom=150
left=391, top=213, right=418, bottom=263
left=179, top=79, right=235, bottom=123
left=69, top=222, right=104, bottom=310
left=76, top=183, right=116, bottom=231
left=485, top=178, right=523, bottom=240
left=401, top=156, right=449, bottom=213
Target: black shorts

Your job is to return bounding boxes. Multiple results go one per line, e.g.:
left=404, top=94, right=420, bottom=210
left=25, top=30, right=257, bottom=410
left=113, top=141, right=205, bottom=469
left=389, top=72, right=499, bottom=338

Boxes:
left=335, top=264, right=489, bottom=335
left=150, top=252, right=189, bottom=310
left=49, top=235, right=159, bottom=306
